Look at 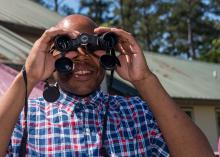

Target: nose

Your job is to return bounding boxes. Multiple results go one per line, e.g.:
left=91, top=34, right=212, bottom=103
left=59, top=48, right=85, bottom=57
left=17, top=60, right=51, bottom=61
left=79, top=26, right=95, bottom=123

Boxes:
left=64, top=47, right=88, bottom=59
left=77, top=47, right=88, bottom=56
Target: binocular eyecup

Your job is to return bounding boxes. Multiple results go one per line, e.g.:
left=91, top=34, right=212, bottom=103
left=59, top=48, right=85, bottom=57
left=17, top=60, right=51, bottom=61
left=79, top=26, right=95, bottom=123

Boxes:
left=55, top=57, right=73, bottom=74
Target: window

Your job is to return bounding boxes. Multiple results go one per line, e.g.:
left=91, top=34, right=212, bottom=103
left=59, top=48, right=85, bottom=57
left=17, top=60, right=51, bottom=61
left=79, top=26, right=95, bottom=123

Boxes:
left=181, top=107, right=193, bottom=120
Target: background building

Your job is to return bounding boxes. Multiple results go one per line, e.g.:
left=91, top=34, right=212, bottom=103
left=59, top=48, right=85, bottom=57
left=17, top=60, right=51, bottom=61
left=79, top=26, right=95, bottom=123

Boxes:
left=0, top=0, right=220, bottom=154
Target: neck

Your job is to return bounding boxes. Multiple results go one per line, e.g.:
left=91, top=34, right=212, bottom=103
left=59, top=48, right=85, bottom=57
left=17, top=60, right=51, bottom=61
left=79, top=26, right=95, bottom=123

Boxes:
left=61, top=88, right=101, bottom=98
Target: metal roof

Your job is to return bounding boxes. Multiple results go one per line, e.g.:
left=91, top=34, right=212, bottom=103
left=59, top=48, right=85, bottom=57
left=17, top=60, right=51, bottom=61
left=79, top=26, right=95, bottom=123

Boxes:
left=0, top=0, right=62, bottom=29
left=0, top=25, right=32, bottom=64
left=112, top=52, right=220, bottom=100
left=0, top=63, right=42, bottom=98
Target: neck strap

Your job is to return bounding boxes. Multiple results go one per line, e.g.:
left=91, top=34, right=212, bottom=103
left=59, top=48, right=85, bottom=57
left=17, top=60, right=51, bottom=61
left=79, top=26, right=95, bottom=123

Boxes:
left=19, top=66, right=28, bottom=157
left=100, top=102, right=110, bottom=157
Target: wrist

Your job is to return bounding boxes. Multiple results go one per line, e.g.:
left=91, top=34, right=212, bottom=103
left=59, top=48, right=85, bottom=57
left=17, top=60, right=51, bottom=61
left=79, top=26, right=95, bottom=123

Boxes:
left=17, top=71, right=38, bottom=91
left=131, top=71, right=156, bottom=89
left=24, top=67, right=41, bottom=88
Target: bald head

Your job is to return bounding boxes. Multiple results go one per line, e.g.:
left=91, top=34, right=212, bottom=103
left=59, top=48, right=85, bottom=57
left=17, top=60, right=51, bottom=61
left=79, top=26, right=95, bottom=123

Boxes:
left=56, top=14, right=98, bottom=34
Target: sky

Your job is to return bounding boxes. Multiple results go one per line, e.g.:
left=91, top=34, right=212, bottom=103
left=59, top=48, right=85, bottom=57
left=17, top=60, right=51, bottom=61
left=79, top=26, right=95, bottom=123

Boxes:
left=42, top=0, right=80, bottom=15
left=43, top=0, right=220, bottom=20
left=63, top=0, right=80, bottom=11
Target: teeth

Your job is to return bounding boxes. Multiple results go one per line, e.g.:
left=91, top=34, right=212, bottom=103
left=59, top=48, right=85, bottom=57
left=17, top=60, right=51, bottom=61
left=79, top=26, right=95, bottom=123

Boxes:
left=74, top=70, right=92, bottom=75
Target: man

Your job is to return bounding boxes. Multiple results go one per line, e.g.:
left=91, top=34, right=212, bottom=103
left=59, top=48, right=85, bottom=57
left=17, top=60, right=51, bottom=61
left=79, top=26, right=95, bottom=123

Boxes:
left=0, top=14, right=214, bottom=156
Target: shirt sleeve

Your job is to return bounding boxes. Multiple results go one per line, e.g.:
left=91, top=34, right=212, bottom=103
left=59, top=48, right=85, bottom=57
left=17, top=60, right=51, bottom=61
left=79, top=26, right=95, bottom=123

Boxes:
left=5, top=140, right=12, bottom=157
left=131, top=96, right=170, bottom=157
left=5, top=111, right=24, bottom=156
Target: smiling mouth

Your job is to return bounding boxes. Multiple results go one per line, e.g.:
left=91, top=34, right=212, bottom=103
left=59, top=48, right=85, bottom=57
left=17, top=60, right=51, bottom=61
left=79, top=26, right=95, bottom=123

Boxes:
left=73, top=70, right=93, bottom=78
left=62, top=60, right=97, bottom=80
left=74, top=70, right=92, bottom=75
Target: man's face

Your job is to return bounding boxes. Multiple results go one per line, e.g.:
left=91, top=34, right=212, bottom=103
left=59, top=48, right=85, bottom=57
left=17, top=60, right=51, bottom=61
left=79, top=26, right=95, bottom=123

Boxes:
left=52, top=21, right=106, bottom=96
left=53, top=49, right=105, bottom=96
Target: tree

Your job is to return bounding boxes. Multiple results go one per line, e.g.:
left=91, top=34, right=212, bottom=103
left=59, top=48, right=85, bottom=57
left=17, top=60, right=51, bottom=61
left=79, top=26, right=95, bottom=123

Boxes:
left=31, top=0, right=75, bottom=15
left=113, top=0, right=157, bottom=51
left=200, top=22, right=220, bottom=63
left=200, top=39, right=220, bottom=63
left=162, top=0, right=220, bottom=59
left=31, top=0, right=220, bottom=63
left=117, top=0, right=138, bottom=33
left=135, top=0, right=169, bottom=51
left=79, top=0, right=114, bottom=25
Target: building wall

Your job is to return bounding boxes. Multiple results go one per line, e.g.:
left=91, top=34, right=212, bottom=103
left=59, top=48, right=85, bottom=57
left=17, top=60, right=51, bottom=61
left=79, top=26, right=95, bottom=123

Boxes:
left=182, top=105, right=218, bottom=152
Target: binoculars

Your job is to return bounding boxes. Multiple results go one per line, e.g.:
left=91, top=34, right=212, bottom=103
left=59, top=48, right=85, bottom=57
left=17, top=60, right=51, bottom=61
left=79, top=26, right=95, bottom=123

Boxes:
left=54, top=32, right=120, bottom=74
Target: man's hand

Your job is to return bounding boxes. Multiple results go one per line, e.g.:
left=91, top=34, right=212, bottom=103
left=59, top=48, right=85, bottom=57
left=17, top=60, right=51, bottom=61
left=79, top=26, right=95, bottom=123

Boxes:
left=96, top=27, right=215, bottom=157
left=25, top=27, right=78, bottom=87
left=94, top=27, right=152, bottom=85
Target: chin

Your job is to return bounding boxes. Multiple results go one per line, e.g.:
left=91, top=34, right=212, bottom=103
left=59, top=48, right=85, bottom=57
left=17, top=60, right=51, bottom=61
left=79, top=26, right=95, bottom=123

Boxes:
left=73, top=89, right=94, bottom=97
left=62, top=85, right=99, bottom=97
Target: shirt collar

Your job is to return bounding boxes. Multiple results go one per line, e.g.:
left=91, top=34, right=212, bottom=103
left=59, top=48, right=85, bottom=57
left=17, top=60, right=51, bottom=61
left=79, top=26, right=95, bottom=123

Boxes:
left=46, top=88, right=106, bottom=115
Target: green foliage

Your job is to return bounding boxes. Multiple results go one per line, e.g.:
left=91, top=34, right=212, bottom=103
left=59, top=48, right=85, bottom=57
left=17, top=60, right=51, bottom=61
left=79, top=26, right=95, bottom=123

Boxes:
left=31, top=0, right=74, bottom=15
left=200, top=39, right=220, bottom=63
left=113, top=0, right=163, bottom=51
left=33, top=0, right=220, bottom=63
left=159, top=0, right=220, bottom=60
left=79, top=0, right=114, bottom=25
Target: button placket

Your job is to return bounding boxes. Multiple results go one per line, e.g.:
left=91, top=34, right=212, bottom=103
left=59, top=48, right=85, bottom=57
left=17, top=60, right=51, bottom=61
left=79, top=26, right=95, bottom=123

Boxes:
left=85, top=128, right=91, bottom=135
left=74, top=103, right=85, bottom=119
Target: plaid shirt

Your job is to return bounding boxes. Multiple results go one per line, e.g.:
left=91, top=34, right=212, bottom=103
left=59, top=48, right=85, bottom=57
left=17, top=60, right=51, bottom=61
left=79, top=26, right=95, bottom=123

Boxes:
left=7, top=89, right=169, bottom=157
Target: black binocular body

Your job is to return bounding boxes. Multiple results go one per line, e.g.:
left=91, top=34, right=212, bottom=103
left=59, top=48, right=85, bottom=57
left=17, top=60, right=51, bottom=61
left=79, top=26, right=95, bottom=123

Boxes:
left=54, top=32, right=120, bottom=74
left=54, top=32, right=117, bottom=52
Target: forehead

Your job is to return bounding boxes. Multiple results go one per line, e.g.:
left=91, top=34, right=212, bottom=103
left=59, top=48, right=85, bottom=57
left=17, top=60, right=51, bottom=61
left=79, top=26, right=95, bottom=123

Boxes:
left=57, top=16, right=97, bottom=34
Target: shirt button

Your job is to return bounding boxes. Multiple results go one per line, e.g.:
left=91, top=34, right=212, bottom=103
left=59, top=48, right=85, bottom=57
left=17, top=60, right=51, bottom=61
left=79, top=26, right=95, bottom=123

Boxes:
left=81, top=100, right=86, bottom=104
left=85, top=128, right=90, bottom=135
left=75, top=113, right=82, bottom=119
left=53, top=117, right=59, bottom=123
left=86, top=105, right=94, bottom=110
left=86, top=128, right=90, bottom=132
left=75, top=104, right=84, bottom=112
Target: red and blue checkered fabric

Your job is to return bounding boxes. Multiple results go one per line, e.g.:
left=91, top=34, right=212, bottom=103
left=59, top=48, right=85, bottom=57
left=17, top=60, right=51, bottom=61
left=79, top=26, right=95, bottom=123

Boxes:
left=7, top=89, right=169, bottom=156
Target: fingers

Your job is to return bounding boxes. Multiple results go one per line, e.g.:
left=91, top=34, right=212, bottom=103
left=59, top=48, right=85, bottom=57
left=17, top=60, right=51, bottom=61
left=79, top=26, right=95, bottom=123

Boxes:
left=95, top=27, right=131, bottom=39
left=35, top=27, right=80, bottom=56
left=118, top=43, right=126, bottom=54
left=40, top=27, right=80, bottom=44
left=95, top=27, right=141, bottom=55
left=30, top=28, right=82, bottom=68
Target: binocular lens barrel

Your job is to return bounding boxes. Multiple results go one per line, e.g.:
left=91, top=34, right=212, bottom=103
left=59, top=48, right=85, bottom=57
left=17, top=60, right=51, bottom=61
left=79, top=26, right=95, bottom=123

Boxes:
left=54, top=35, right=73, bottom=52
left=99, top=32, right=117, bottom=50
